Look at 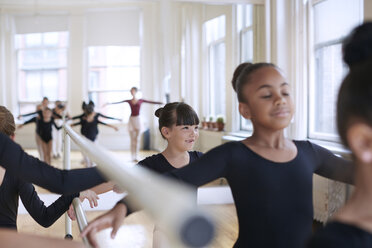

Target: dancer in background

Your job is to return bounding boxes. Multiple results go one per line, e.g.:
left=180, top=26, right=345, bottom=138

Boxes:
left=71, top=101, right=121, bottom=167
left=18, top=97, right=51, bottom=161
left=104, top=87, right=162, bottom=162
left=52, top=101, right=67, bottom=159
left=18, top=108, right=61, bottom=165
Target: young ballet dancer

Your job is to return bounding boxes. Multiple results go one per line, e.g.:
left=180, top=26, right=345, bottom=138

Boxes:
left=81, top=102, right=202, bottom=247
left=0, top=106, right=99, bottom=230
left=308, top=22, right=372, bottom=248
left=18, top=108, right=62, bottom=165
left=52, top=101, right=67, bottom=159
left=104, top=86, right=163, bottom=162
left=71, top=101, right=120, bottom=167
left=81, top=63, right=354, bottom=248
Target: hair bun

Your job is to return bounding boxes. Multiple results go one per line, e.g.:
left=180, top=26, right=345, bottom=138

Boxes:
left=231, top=62, right=253, bottom=92
left=343, top=22, right=372, bottom=66
left=155, top=107, right=163, bottom=118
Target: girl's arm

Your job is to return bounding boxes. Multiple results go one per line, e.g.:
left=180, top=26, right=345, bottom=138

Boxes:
left=142, top=99, right=163, bottom=105
left=103, top=100, right=128, bottom=107
left=98, top=120, right=119, bottom=131
left=70, top=121, right=82, bottom=127
left=19, top=181, right=79, bottom=227
left=70, top=114, right=84, bottom=120
left=52, top=119, right=62, bottom=130
left=18, top=117, right=37, bottom=129
left=311, top=142, right=354, bottom=184
left=18, top=110, right=41, bottom=119
left=97, top=113, right=121, bottom=121
left=0, top=133, right=106, bottom=194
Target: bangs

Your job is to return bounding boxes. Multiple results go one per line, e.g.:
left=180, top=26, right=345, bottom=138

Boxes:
left=175, top=104, right=199, bottom=126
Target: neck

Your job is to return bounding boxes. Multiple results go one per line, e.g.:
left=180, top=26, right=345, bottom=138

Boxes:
left=162, top=145, right=188, bottom=158
left=249, top=127, right=287, bottom=148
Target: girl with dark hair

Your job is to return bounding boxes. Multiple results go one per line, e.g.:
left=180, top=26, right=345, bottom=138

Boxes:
left=71, top=101, right=121, bottom=167
left=104, top=87, right=163, bottom=162
left=82, top=102, right=202, bottom=248
left=83, top=62, right=354, bottom=248
left=308, top=22, right=372, bottom=248
left=0, top=106, right=99, bottom=230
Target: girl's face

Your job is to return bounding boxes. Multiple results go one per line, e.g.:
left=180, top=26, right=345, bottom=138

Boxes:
left=130, top=89, right=137, bottom=97
left=43, top=109, right=52, bottom=119
left=164, top=124, right=199, bottom=151
left=239, top=66, right=294, bottom=131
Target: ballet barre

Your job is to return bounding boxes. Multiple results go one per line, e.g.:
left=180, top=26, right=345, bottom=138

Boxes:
left=62, top=124, right=215, bottom=247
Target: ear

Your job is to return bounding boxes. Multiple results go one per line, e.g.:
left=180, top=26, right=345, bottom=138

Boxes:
left=10, top=134, right=15, bottom=141
left=161, top=127, right=171, bottom=139
left=239, top=102, right=251, bottom=120
left=347, top=123, right=372, bottom=164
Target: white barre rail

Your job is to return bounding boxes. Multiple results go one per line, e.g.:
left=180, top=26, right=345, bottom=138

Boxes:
left=62, top=124, right=215, bottom=247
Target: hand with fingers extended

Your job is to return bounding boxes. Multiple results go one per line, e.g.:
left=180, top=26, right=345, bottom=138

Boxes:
left=80, top=203, right=127, bottom=248
left=80, top=189, right=99, bottom=208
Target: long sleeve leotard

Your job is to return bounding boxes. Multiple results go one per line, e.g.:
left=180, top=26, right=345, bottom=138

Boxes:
left=23, top=117, right=61, bottom=142
left=165, top=141, right=354, bottom=248
left=0, top=170, right=78, bottom=230
left=0, top=133, right=106, bottom=194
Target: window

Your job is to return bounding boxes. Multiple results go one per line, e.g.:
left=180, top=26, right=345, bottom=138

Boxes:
left=205, top=15, right=226, bottom=119
left=16, top=32, right=68, bottom=114
left=309, top=0, right=362, bottom=141
left=87, top=46, right=141, bottom=121
left=237, top=4, right=254, bottom=131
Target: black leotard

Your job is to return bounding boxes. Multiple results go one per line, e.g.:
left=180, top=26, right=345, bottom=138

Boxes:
left=165, top=141, right=354, bottom=248
left=0, top=170, right=78, bottom=230
left=23, top=117, right=61, bottom=142
left=307, top=221, right=372, bottom=248
left=0, top=133, right=106, bottom=194
left=138, top=151, right=203, bottom=173
left=72, top=113, right=119, bottom=141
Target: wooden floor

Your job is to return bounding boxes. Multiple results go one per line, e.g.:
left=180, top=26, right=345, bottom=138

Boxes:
left=16, top=149, right=239, bottom=247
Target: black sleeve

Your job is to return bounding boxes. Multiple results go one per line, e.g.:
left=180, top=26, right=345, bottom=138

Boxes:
left=23, top=117, right=37, bottom=125
left=52, top=119, right=62, bottom=130
left=18, top=181, right=78, bottom=227
left=71, top=121, right=82, bottom=127
left=97, top=113, right=121, bottom=121
left=0, top=133, right=106, bottom=194
left=71, top=114, right=84, bottom=120
left=311, top=142, right=354, bottom=185
left=20, top=111, right=38, bottom=118
left=97, top=120, right=108, bottom=126
left=165, top=143, right=231, bottom=187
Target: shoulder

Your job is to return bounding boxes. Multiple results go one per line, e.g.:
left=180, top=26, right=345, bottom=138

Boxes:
left=188, top=151, right=203, bottom=158
left=138, top=153, right=163, bottom=168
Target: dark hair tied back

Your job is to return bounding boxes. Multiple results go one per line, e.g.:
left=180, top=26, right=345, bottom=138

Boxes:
left=155, top=107, right=164, bottom=118
left=343, top=22, right=372, bottom=67
left=232, top=62, right=276, bottom=102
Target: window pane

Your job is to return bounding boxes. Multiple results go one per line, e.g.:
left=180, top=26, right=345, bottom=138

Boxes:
left=25, top=72, right=42, bottom=101
left=17, top=32, right=68, bottom=105
left=313, top=44, right=347, bottom=135
left=88, top=67, right=140, bottom=90
left=209, top=42, right=226, bottom=117
left=314, top=0, right=362, bottom=44
left=241, top=29, right=253, bottom=63
left=205, top=15, right=226, bottom=44
left=237, top=4, right=253, bottom=30
left=89, top=46, right=140, bottom=67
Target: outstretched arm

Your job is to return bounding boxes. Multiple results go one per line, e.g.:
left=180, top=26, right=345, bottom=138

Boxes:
left=142, top=99, right=163, bottom=105
left=98, top=120, right=119, bottom=131
left=97, top=113, right=121, bottom=121
left=0, top=133, right=106, bottom=194
left=311, top=142, right=354, bottom=185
